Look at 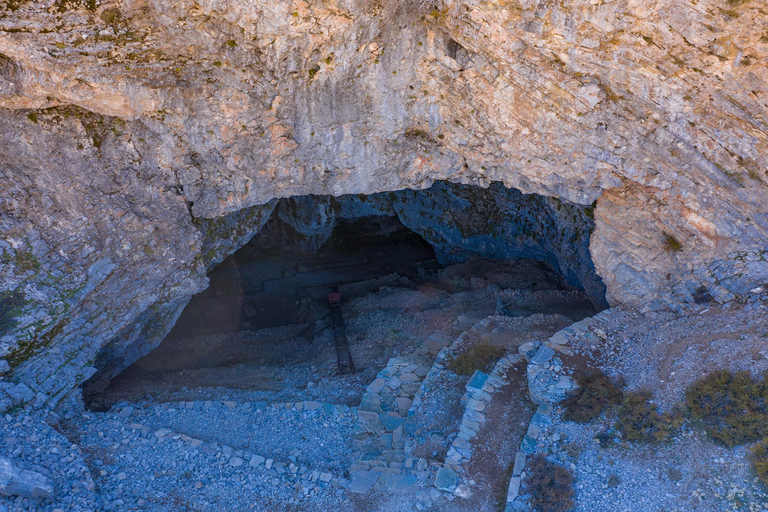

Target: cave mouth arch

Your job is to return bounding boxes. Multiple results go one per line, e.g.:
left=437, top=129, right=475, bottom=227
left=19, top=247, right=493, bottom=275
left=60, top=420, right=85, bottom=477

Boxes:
left=83, top=180, right=606, bottom=410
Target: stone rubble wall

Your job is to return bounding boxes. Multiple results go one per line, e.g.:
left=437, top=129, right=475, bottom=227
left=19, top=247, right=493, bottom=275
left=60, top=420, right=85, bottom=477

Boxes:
left=434, top=354, right=517, bottom=499
left=347, top=308, right=492, bottom=493
left=504, top=310, right=612, bottom=511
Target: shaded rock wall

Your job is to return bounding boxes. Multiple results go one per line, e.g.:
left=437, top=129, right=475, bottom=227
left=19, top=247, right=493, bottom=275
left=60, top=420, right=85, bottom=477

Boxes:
left=0, top=0, right=766, bottom=410
left=244, top=181, right=605, bottom=304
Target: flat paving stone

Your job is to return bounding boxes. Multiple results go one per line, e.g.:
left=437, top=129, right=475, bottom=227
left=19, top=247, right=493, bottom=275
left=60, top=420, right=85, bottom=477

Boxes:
left=375, top=473, right=419, bottom=492
left=348, top=471, right=380, bottom=493
left=434, top=467, right=458, bottom=491
left=466, top=370, right=489, bottom=391
left=380, top=414, right=405, bottom=432
left=531, top=345, right=555, bottom=365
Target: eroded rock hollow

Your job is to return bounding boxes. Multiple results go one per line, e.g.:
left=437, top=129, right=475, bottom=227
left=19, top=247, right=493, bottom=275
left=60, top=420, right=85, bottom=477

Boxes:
left=0, top=0, right=766, bottom=411
left=82, top=181, right=605, bottom=396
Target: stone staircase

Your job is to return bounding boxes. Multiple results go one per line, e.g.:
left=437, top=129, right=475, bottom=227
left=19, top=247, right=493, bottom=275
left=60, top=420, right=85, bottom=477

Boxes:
left=502, top=310, right=610, bottom=512
left=347, top=304, right=495, bottom=493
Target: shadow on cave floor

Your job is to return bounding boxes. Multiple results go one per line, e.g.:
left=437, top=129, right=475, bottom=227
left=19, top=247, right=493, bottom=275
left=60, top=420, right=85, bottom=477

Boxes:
left=86, top=256, right=598, bottom=412
left=167, top=216, right=440, bottom=339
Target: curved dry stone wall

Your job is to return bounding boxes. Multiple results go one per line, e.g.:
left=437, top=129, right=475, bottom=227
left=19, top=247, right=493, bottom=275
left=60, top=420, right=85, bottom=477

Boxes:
left=501, top=311, right=610, bottom=511
left=0, top=0, right=767, bottom=411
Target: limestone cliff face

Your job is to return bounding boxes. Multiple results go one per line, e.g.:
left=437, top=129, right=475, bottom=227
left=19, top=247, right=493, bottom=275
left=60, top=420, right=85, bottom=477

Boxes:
left=0, top=0, right=766, bottom=410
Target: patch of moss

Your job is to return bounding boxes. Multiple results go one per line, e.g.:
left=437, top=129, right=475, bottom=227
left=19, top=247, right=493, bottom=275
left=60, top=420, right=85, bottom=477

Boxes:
left=100, top=7, right=121, bottom=25
left=26, top=112, right=37, bottom=123
left=447, top=341, right=505, bottom=376
left=14, top=248, right=39, bottom=273
left=5, top=0, right=32, bottom=11
left=403, top=127, right=439, bottom=145
left=404, top=127, right=429, bottom=138
left=226, top=39, right=237, bottom=48
left=583, top=200, right=597, bottom=219
left=7, top=318, right=66, bottom=367
left=686, top=369, right=768, bottom=447
left=663, top=232, right=683, bottom=252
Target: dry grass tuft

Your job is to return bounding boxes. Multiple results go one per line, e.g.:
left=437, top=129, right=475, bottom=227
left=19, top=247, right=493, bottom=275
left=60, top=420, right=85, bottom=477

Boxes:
left=525, top=455, right=575, bottom=512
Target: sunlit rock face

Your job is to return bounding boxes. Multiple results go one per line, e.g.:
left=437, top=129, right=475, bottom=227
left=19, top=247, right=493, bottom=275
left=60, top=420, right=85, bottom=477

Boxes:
left=0, top=0, right=766, bottom=410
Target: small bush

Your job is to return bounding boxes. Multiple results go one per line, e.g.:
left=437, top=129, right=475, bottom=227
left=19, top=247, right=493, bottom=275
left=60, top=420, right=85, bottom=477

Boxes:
left=525, top=455, right=575, bottom=512
left=616, top=391, right=673, bottom=443
left=447, top=342, right=505, bottom=376
left=562, top=369, right=624, bottom=423
left=751, top=438, right=768, bottom=486
left=663, top=232, right=683, bottom=252
left=667, top=467, right=683, bottom=481
left=686, top=369, right=768, bottom=447
left=100, top=7, right=121, bottom=25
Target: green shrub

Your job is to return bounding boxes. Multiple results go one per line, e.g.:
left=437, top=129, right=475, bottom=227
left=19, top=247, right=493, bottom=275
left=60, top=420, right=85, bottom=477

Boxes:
left=751, top=438, right=768, bottom=486
left=562, top=369, right=624, bottom=423
left=524, top=455, right=575, bottom=512
left=616, top=391, right=673, bottom=443
left=447, top=341, right=505, bottom=376
left=663, top=232, right=683, bottom=251
left=686, top=369, right=768, bottom=447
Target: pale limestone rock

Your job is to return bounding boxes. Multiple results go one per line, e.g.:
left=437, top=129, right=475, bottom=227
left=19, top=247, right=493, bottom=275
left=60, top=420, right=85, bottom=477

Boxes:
left=0, top=0, right=765, bottom=412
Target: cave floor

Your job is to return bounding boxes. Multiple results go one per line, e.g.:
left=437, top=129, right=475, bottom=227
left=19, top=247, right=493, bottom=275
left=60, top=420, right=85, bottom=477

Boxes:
left=90, top=258, right=593, bottom=409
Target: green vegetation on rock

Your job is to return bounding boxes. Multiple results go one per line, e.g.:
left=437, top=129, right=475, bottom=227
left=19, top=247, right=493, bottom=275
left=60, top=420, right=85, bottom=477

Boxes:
left=750, top=439, right=768, bottom=487
left=663, top=232, right=683, bottom=252
left=563, top=368, right=682, bottom=444
left=447, top=341, right=505, bottom=376
left=616, top=391, right=681, bottom=443
left=562, top=368, right=624, bottom=423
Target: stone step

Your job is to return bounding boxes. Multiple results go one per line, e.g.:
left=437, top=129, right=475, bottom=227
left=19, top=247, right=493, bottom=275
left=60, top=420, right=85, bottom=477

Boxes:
left=348, top=311, right=493, bottom=481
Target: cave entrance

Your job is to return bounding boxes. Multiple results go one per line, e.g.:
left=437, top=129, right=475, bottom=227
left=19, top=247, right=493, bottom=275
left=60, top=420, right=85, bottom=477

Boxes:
left=83, top=181, right=606, bottom=411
